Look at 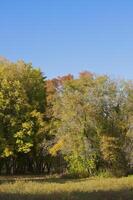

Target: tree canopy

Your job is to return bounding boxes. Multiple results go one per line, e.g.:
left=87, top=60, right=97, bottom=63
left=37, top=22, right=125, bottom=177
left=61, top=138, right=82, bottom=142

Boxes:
left=0, top=60, right=133, bottom=177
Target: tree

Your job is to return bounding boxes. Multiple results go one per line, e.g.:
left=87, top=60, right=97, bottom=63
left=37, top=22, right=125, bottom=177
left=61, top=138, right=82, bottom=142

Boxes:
left=51, top=73, right=99, bottom=176
left=0, top=58, right=132, bottom=177
left=50, top=73, right=132, bottom=177
left=0, top=60, right=47, bottom=174
left=88, top=77, right=131, bottom=176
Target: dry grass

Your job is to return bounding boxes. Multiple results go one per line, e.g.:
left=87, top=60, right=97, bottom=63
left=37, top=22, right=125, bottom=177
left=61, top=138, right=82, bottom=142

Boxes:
left=0, top=175, right=133, bottom=200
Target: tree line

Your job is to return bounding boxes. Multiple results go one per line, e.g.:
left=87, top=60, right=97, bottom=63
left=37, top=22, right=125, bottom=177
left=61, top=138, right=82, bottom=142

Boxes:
left=0, top=59, right=133, bottom=177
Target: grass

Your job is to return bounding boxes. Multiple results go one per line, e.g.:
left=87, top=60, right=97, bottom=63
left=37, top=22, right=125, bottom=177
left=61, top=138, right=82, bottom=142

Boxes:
left=0, top=175, right=133, bottom=200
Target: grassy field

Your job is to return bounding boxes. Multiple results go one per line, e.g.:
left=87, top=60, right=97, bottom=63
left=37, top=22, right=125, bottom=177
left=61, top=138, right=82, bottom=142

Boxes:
left=0, top=175, right=133, bottom=200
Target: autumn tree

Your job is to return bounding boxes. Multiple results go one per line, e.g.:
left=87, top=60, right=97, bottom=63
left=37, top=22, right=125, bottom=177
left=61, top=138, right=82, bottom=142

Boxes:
left=50, top=73, right=133, bottom=177
left=0, top=60, right=47, bottom=174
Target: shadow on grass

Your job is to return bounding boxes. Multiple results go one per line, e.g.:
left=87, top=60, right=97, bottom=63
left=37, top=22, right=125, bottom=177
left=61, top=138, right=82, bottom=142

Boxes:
left=0, top=176, right=92, bottom=184
left=0, top=189, right=133, bottom=200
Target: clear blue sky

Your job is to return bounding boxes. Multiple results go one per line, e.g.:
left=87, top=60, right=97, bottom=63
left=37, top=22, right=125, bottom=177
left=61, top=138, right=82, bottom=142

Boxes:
left=0, top=0, right=133, bottom=79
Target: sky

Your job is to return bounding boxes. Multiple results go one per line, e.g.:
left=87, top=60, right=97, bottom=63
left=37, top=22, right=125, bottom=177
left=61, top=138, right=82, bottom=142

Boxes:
left=0, top=0, right=133, bottom=79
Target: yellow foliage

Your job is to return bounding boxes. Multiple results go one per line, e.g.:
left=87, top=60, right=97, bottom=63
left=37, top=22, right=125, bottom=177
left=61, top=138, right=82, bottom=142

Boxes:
left=49, top=139, right=64, bottom=156
left=2, top=147, right=13, bottom=157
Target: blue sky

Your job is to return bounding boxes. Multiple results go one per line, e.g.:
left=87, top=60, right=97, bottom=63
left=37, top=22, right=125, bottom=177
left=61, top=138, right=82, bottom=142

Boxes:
left=0, top=0, right=133, bottom=79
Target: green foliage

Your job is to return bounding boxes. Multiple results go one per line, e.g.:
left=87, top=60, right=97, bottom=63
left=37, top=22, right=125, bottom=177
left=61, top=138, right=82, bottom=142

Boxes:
left=65, top=152, right=97, bottom=177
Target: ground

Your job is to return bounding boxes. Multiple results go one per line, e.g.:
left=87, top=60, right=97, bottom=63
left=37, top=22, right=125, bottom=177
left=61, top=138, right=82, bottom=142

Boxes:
left=0, top=175, right=133, bottom=200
